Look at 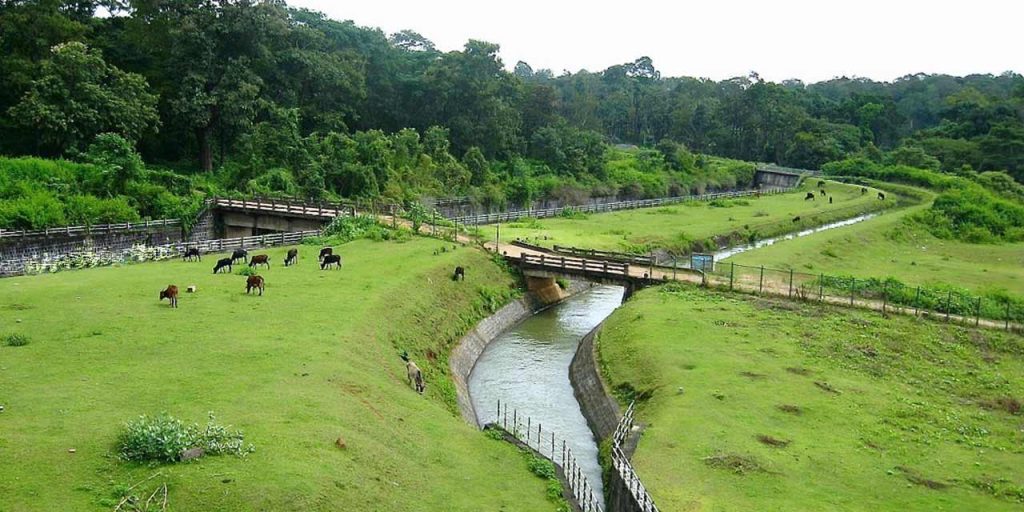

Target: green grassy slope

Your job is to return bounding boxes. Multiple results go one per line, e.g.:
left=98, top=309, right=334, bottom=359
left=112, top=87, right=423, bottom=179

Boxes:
left=598, top=286, right=1024, bottom=511
left=0, top=239, right=555, bottom=511
left=727, top=204, right=1024, bottom=297
left=499, top=180, right=890, bottom=254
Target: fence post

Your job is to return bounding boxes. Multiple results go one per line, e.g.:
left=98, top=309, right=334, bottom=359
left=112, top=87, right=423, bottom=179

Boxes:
left=788, top=269, right=794, bottom=298
left=1007, top=302, right=1012, bottom=331
left=730, top=262, right=734, bottom=291
left=946, top=290, right=952, bottom=322
left=759, top=265, right=764, bottom=294
left=882, top=281, right=888, bottom=314
left=975, top=297, right=981, bottom=327
left=914, top=287, right=921, bottom=316
left=818, top=274, right=824, bottom=301
left=850, top=277, right=855, bottom=306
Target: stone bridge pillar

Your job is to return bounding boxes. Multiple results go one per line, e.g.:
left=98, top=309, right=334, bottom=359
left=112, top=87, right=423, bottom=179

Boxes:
left=526, top=276, right=568, bottom=304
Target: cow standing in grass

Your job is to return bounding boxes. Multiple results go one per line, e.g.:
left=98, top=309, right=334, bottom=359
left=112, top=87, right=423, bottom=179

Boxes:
left=319, top=247, right=333, bottom=261
left=284, top=248, right=298, bottom=266
left=878, top=192, right=886, bottom=200
left=213, top=258, right=233, bottom=274
left=406, top=361, right=425, bottom=394
left=321, top=254, right=342, bottom=270
left=183, top=248, right=201, bottom=262
left=231, top=249, right=248, bottom=263
left=804, top=192, right=815, bottom=201
left=246, top=275, right=265, bottom=296
left=159, top=285, right=179, bottom=308
left=249, top=254, right=270, bottom=269
left=453, top=266, right=465, bottom=281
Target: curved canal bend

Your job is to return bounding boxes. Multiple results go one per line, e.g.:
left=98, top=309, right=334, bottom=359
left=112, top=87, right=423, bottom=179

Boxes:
left=468, top=285, right=624, bottom=506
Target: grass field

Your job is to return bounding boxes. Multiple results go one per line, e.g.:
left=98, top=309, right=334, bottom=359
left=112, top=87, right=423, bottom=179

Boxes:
left=726, top=204, right=1024, bottom=297
left=0, top=238, right=559, bottom=511
left=498, top=180, right=892, bottom=255
left=598, top=285, right=1024, bottom=511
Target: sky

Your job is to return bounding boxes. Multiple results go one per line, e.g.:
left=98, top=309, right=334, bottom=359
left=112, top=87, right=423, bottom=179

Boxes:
left=287, top=0, right=1023, bottom=84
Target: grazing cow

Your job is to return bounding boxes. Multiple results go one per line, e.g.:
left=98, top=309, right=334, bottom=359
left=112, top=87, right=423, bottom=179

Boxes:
left=861, top=187, right=868, bottom=195
left=159, top=285, right=179, bottom=308
left=246, top=275, right=265, bottom=296
left=249, top=254, right=270, bottom=269
left=804, top=192, right=816, bottom=201
left=829, top=196, right=833, bottom=204
left=792, top=216, right=801, bottom=223
left=818, top=180, right=826, bottom=188
left=284, top=248, right=298, bottom=267
left=452, top=266, right=465, bottom=281
left=877, top=192, right=886, bottom=200
left=231, top=249, right=248, bottom=263
left=819, top=189, right=826, bottom=197
left=319, top=247, right=333, bottom=261
left=321, top=254, right=342, bottom=270
left=406, top=361, right=425, bottom=394
left=213, top=258, right=233, bottom=274
left=183, top=247, right=201, bottom=262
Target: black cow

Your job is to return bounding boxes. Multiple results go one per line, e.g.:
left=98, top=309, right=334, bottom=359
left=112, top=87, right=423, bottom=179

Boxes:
left=878, top=192, right=886, bottom=200
left=819, top=189, right=826, bottom=197
left=183, top=247, right=201, bottom=262
left=321, top=254, right=342, bottom=270
left=829, top=196, right=833, bottom=204
left=804, top=192, right=816, bottom=201
left=453, top=266, right=465, bottom=281
left=213, top=258, right=233, bottom=274
left=792, top=216, right=801, bottom=223
left=231, top=248, right=248, bottom=263
left=319, top=247, right=333, bottom=261
left=284, top=248, right=298, bottom=266
left=861, top=187, right=868, bottom=195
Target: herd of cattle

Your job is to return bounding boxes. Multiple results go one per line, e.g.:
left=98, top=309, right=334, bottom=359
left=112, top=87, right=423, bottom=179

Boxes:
left=159, top=246, right=344, bottom=308
left=794, top=183, right=885, bottom=223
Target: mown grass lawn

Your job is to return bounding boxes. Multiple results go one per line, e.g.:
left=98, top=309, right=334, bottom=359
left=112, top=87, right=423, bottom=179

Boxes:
left=498, top=180, right=890, bottom=254
left=598, top=286, right=1024, bottom=511
left=726, top=204, right=1024, bottom=297
left=0, top=237, right=558, bottom=511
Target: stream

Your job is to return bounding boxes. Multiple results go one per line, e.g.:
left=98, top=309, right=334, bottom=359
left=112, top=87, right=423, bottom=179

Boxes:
left=468, top=285, right=624, bottom=507
left=713, top=212, right=878, bottom=261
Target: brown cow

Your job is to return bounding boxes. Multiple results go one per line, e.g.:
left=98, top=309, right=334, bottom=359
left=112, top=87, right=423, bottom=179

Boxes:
left=284, top=248, right=298, bottom=266
left=249, top=254, right=270, bottom=269
left=159, top=285, right=179, bottom=308
left=246, top=275, right=265, bottom=296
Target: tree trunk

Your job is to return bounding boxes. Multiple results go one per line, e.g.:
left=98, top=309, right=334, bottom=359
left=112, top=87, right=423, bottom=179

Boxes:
left=197, top=125, right=213, bottom=172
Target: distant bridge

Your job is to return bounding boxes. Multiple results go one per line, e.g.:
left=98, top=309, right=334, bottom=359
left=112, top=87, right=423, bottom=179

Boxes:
left=506, top=252, right=703, bottom=299
left=203, top=197, right=358, bottom=239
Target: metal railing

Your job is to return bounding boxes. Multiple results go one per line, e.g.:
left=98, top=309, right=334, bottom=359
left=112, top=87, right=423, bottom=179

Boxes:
left=0, top=219, right=181, bottom=240
left=494, top=400, right=603, bottom=512
left=451, top=187, right=790, bottom=225
left=610, top=401, right=660, bottom=512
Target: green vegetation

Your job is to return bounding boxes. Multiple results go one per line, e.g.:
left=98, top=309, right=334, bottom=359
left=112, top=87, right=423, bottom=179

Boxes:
left=728, top=205, right=1024, bottom=297
left=598, top=286, right=1024, bottom=511
left=0, top=238, right=554, bottom=510
left=501, top=180, right=890, bottom=255
left=116, top=413, right=254, bottom=463
left=4, top=332, right=29, bottom=346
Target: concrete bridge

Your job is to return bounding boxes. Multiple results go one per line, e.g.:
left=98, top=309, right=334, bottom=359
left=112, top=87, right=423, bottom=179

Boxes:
left=507, top=252, right=701, bottom=299
left=204, top=197, right=357, bottom=238
left=754, top=164, right=820, bottom=189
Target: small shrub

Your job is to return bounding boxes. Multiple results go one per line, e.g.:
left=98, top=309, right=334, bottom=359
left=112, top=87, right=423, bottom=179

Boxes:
left=117, top=413, right=253, bottom=463
left=527, top=455, right=557, bottom=479
left=555, top=277, right=569, bottom=290
left=235, top=266, right=258, bottom=276
left=4, top=333, right=29, bottom=347
left=558, top=207, right=588, bottom=220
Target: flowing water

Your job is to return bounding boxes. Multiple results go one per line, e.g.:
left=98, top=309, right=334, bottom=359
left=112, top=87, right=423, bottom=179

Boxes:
left=468, top=285, right=624, bottom=506
left=713, top=213, right=878, bottom=261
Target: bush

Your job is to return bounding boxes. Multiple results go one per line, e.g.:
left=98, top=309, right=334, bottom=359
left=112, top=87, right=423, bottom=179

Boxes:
left=4, top=333, right=29, bottom=347
left=235, top=266, right=259, bottom=276
left=527, top=455, right=557, bottom=479
left=116, top=413, right=253, bottom=463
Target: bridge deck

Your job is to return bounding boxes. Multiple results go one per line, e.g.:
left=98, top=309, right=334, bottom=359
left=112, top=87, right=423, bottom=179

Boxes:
left=212, top=198, right=354, bottom=219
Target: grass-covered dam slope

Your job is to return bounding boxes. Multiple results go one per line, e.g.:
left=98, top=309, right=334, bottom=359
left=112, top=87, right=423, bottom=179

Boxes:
left=0, top=239, right=557, bottom=511
left=500, top=180, right=893, bottom=255
left=598, top=285, right=1024, bottom=511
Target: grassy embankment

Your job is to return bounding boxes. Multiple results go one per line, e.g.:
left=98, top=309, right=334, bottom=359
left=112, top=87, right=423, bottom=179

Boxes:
left=598, top=285, right=1024, bottom=511
left=727, top=201, right=1024, bottom=297
left=0, top=238, right=560, bottom=511
left=499, top=180, right=893, bottom=255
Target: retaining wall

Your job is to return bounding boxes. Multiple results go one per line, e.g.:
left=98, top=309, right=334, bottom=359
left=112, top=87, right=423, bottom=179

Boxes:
left=450, top=280, right=592, bottom=425
left=0, top=225, right=182, bottom=276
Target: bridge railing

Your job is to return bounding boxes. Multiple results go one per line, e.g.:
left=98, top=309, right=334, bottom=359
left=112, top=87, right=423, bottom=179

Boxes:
left=552, top=245, right=654, bottom=266
left=519, top=253, right=630, bottom=277
left=211, top=197, right=356, bottom=218
left=450, top=187, right=790, bottom=225
left=0, top=219, right=180, bottom=240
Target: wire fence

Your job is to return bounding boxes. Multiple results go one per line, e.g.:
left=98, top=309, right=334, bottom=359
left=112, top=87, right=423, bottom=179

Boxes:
left=450, top=187, right=791, bottom=225
left=493, top=400, right=604, bottom=512
left=710, top=262, right=1024, bottom=332
left=609, top=401, right=660, bottom=512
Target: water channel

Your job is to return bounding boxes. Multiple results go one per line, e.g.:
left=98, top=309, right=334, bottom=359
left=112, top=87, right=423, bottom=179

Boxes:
left=713, top=212, right=878, bottom=261
left=468, top=285, right=624, bottom=507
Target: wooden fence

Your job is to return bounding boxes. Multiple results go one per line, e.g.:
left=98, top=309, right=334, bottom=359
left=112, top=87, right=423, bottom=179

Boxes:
left=610, top=401, right=660, bottom=512
left=451, top=187, right=790, bottom=225
left=553, top=245, right=655, bottom=266
left=211, top=197, right=355, bottom=219
left=519, top=253, right=631, bottom=279
left=0, top=218, right=181, bottom=240
left=174, top=230, right=321, bottom=254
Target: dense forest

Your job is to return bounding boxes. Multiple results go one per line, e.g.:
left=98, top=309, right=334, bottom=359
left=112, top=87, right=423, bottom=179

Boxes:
left=1, top=0, right=1022, bottom=231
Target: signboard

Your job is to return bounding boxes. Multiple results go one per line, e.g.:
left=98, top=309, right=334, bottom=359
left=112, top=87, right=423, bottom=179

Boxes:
left=691, top=253, right=714, bottom=273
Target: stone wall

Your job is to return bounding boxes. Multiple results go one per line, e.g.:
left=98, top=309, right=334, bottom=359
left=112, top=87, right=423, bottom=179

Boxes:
left=450, top=280, right=592, bottom=425
left=0, top=225, right=182, bottom=276
left=569, top=324, right=622, bottom=440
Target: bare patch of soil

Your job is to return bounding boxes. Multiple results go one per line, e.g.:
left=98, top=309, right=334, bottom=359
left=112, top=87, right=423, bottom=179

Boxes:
left=897, top=466, right=949, bottom=490
left=814, top=381, right=841, bottom=394
left=756, top=435, right=791, bottom=448
left=777, top=404, right=802, bottom=415
left=703, top=454, right=767, bottom=475
left=739, top=371, right=766, bottom=379
left=785, top=367, right=812, bottom=376
left=979, top=396, right=1022, bottom=415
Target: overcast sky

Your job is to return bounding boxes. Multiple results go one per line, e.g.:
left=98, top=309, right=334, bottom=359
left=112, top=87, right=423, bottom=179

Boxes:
left=288, top=0, right=1022, bottom=83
